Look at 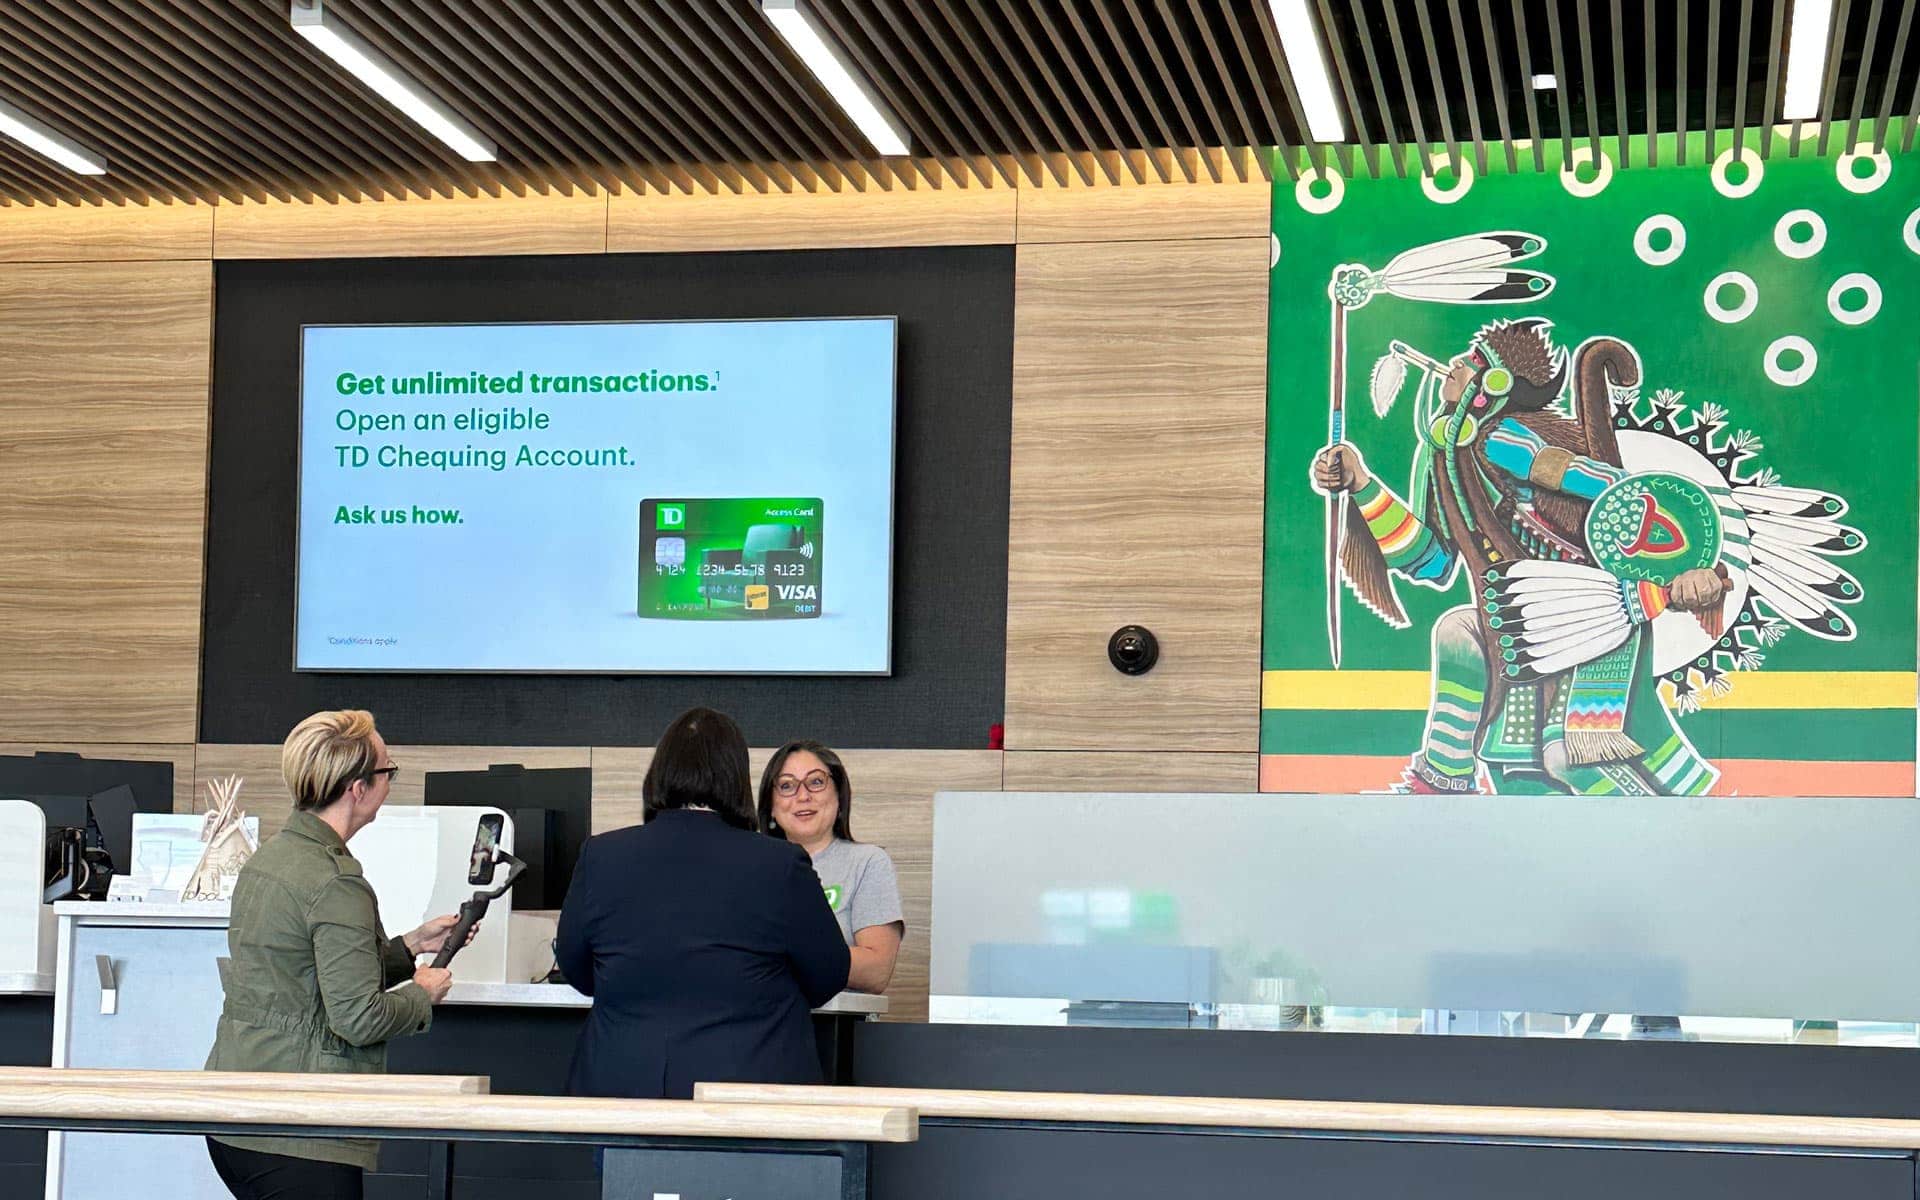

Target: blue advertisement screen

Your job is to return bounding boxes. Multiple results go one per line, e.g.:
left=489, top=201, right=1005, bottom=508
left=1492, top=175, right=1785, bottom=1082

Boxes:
left=295, top=318, right=896, bottom=673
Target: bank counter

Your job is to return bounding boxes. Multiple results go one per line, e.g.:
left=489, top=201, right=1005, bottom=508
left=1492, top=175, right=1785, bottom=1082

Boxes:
left=10, top=787, right=1920, bottom=1199
left=0, top=902, right=881, bottom=1200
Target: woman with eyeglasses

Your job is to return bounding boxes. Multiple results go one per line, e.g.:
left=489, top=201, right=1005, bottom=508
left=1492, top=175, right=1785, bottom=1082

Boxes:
left=757, top=741, right=905, bottom=994
left=205, top=710, right=465, bottom=1200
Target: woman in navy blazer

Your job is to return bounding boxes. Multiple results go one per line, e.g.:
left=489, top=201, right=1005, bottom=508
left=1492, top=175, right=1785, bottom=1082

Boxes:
left=556, top=707, right=850, bottom=1099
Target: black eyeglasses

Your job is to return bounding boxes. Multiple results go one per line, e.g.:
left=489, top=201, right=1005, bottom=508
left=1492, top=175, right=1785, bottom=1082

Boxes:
left=774, top=772, right=832, bottom=798
left=367, top=764, right=400, bottom=783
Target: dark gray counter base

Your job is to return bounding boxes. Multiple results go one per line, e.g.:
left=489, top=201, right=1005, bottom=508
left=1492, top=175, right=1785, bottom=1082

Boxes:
left=10, top=999, right=1920, bottom=1199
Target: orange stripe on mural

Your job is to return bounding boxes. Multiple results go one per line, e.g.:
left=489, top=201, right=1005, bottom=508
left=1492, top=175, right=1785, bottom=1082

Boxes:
left=1711, top=759, right=1916, bottom=797
left=1259, top=755, right=1915, bottom=797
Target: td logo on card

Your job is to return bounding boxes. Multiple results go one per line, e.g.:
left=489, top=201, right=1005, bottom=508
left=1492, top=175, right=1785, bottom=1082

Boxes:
left=656, top=503, right=685, bottom=530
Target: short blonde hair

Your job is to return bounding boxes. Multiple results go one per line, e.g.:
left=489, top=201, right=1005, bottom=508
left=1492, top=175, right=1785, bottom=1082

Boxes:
left=282, top=709, right=381, bottom=812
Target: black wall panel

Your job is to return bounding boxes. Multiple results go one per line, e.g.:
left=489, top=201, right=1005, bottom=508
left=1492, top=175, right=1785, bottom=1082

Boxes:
left=203, top=248, right=1013, bottom=749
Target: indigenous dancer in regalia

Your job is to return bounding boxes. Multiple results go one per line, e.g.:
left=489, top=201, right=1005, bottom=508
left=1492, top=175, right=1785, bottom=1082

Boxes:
left=1311, top=319, right=1730, bottom=795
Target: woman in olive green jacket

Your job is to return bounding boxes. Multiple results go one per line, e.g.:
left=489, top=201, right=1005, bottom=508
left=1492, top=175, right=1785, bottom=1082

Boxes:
left=204, top=710, right=462, bottom=1200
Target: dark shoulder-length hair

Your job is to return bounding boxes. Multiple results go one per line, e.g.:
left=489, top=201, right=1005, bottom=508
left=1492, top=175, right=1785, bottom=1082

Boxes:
left=643, top=707, right=755, bottom=830
left=756, top=740, right=855, bottom=843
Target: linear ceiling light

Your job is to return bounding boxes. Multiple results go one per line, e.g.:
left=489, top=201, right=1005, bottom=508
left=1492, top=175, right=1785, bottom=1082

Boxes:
left=760, top=0, right=910, bottom=156
left=0, top=96, right=105, bottom=175
left=290, top=0, right=496, bottom=162
left=1781, top=0, right=1835, bottom=120
left=1267, top=0, right=1346, bottom=143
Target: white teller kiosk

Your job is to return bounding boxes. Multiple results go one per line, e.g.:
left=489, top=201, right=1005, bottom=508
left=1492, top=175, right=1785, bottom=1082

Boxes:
left=0, top=801, right=58, bottom=993
left=45, top=806, right=540, bottom=1200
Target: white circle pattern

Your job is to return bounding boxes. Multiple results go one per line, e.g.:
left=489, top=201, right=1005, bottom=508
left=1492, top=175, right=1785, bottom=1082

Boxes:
left=1633, top=214, right=1686, bottom=265
left=1903, top=207, right=1920, bottom=256
left=1421, top=150, right=1474, bottom=203
left=1560, top=146, right=1614, bottom=197
left=1295, top=167, right=1344, bottom=214
left=1764, top=336, right=1817, bottom=387
left=1827, top=273, right=1882, bottom=326
left=1772, top=209, right=1826, bottom=258
left=1836, top=144, right=1892, bottom=194
left=1710, top=146, right=1764, bottom=198
left=1704, top=271, right=1758, bottom=324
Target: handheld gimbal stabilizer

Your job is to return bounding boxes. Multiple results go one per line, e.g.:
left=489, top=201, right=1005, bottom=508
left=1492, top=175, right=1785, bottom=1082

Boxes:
left=431, top=813, right=525, bottom=970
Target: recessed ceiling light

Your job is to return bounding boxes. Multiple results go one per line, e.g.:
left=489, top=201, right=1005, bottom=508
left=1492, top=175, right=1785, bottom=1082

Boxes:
left=0, top=96, right=105, bottom=175
left=290, top=0, right=496, bottom=162
left=1781, top=0, right=1835, bottom=120
left=1530, top=73, right=1559, bottom=91
left=1267, top=0, right=1346, bottom=142
left=760, top=0, right=910, bottom=157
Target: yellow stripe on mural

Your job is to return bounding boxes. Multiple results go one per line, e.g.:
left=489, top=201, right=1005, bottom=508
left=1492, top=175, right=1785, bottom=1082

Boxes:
left=1262, top=670, right=1917, bottom=711
left=1263, top=671, right=1430, bottom=710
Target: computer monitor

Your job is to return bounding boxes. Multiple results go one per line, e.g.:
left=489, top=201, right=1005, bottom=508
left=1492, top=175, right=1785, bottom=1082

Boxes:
left=423, top=765, right=590, bottom=910
left=3, top=783, right=139, bottom=891
left=4, top=785, right=137, bottom=870
left=0, top=752, right=172, bottom=819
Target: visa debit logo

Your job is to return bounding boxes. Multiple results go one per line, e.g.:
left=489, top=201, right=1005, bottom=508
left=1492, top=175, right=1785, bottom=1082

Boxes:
left=774, top=585, right=818, bottom=601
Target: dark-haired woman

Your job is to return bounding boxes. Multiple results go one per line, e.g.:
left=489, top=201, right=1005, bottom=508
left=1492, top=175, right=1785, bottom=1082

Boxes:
left=556, top=708, right=848, bottom=1099
left=757, top=741, right=904, bottom=994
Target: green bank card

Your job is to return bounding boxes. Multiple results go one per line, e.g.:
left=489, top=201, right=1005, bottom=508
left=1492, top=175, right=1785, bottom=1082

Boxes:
left=637, top=497, right=823, bottom=620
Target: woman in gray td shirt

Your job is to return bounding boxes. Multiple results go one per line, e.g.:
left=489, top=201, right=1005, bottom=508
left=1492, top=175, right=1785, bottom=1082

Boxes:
left=756, top=741, right=904, bottom=994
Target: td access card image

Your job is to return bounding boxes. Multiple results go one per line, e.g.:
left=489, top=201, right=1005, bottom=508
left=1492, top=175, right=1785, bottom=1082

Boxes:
left=638, top=498, right=823, bottom=620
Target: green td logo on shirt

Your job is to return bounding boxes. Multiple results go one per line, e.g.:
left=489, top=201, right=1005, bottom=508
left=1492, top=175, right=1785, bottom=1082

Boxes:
left=823, top=884, right=844, bottom=911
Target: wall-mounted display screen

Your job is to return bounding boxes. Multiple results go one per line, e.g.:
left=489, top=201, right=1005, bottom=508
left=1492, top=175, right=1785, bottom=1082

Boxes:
left=295, top=317, right=896, bottom=673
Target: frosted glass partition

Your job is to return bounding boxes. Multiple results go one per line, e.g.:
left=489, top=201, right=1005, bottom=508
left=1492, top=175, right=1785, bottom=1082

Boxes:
left=931, top=792, right=1920, bottom=1026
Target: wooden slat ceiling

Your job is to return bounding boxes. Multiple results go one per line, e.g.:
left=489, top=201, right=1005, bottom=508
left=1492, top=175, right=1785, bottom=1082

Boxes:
left=0, top=0, right=1914, bottom=205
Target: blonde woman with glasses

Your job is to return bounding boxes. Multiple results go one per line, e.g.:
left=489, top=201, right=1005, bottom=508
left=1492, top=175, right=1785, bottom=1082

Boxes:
left=757, top=740, right=904, bottom=994
left=204, top=710, right=466, bottom=1200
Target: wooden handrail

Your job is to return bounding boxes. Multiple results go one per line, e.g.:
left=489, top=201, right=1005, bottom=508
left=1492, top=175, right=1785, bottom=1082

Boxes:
left=0, top=1082, right=915, bottom=1143
left=693, top=1083, right=1920, bottom=1152
left=0, top=1068, right=487, bottom=1095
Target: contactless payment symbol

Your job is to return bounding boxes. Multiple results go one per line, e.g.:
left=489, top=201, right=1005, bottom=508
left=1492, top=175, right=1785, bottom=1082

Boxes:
left=1586, top=472, right=1722, bottom=583
left=656, top=503, right=685, bottom=530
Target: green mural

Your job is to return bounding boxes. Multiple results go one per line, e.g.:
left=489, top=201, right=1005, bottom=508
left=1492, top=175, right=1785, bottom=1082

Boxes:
left=1262, top=129, right=1918, bottom=797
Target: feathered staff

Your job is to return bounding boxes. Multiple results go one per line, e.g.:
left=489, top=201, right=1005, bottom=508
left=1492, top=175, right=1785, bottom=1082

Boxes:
left=1322, top=231, right=1555, bottom=667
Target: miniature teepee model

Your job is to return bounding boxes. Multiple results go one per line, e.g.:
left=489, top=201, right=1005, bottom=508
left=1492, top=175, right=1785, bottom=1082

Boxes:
left=181, top=775, right=256, bottom=901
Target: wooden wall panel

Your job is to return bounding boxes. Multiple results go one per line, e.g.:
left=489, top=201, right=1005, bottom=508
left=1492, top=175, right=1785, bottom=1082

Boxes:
left=0, top=260, right=211, bottom=743
left=1004, top=237, right=1268, bottom=752
left=193, top=744, right=591, bottom=842
left=608, top=181, right=1014, bottom=252
left=1015, top=176, right=1270, bottom=244
left=190, top=744, right=287, bottom=837
left=0, top=742, right=196, bottom=814
left=382, top=745, right=592, bottom=803
left=212, top=192, right=608, bottom=259
left=588, top=746, right=650, bottom=836
left=1002, top=751, right=1257, bottom=793
left=0, top=202, right=212, bottom=263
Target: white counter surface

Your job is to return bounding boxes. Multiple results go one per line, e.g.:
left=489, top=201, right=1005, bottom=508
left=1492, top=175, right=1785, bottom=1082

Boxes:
left=54, top=901, right=230, bottom=921
left=443, top=979, right=886, bottom=1015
